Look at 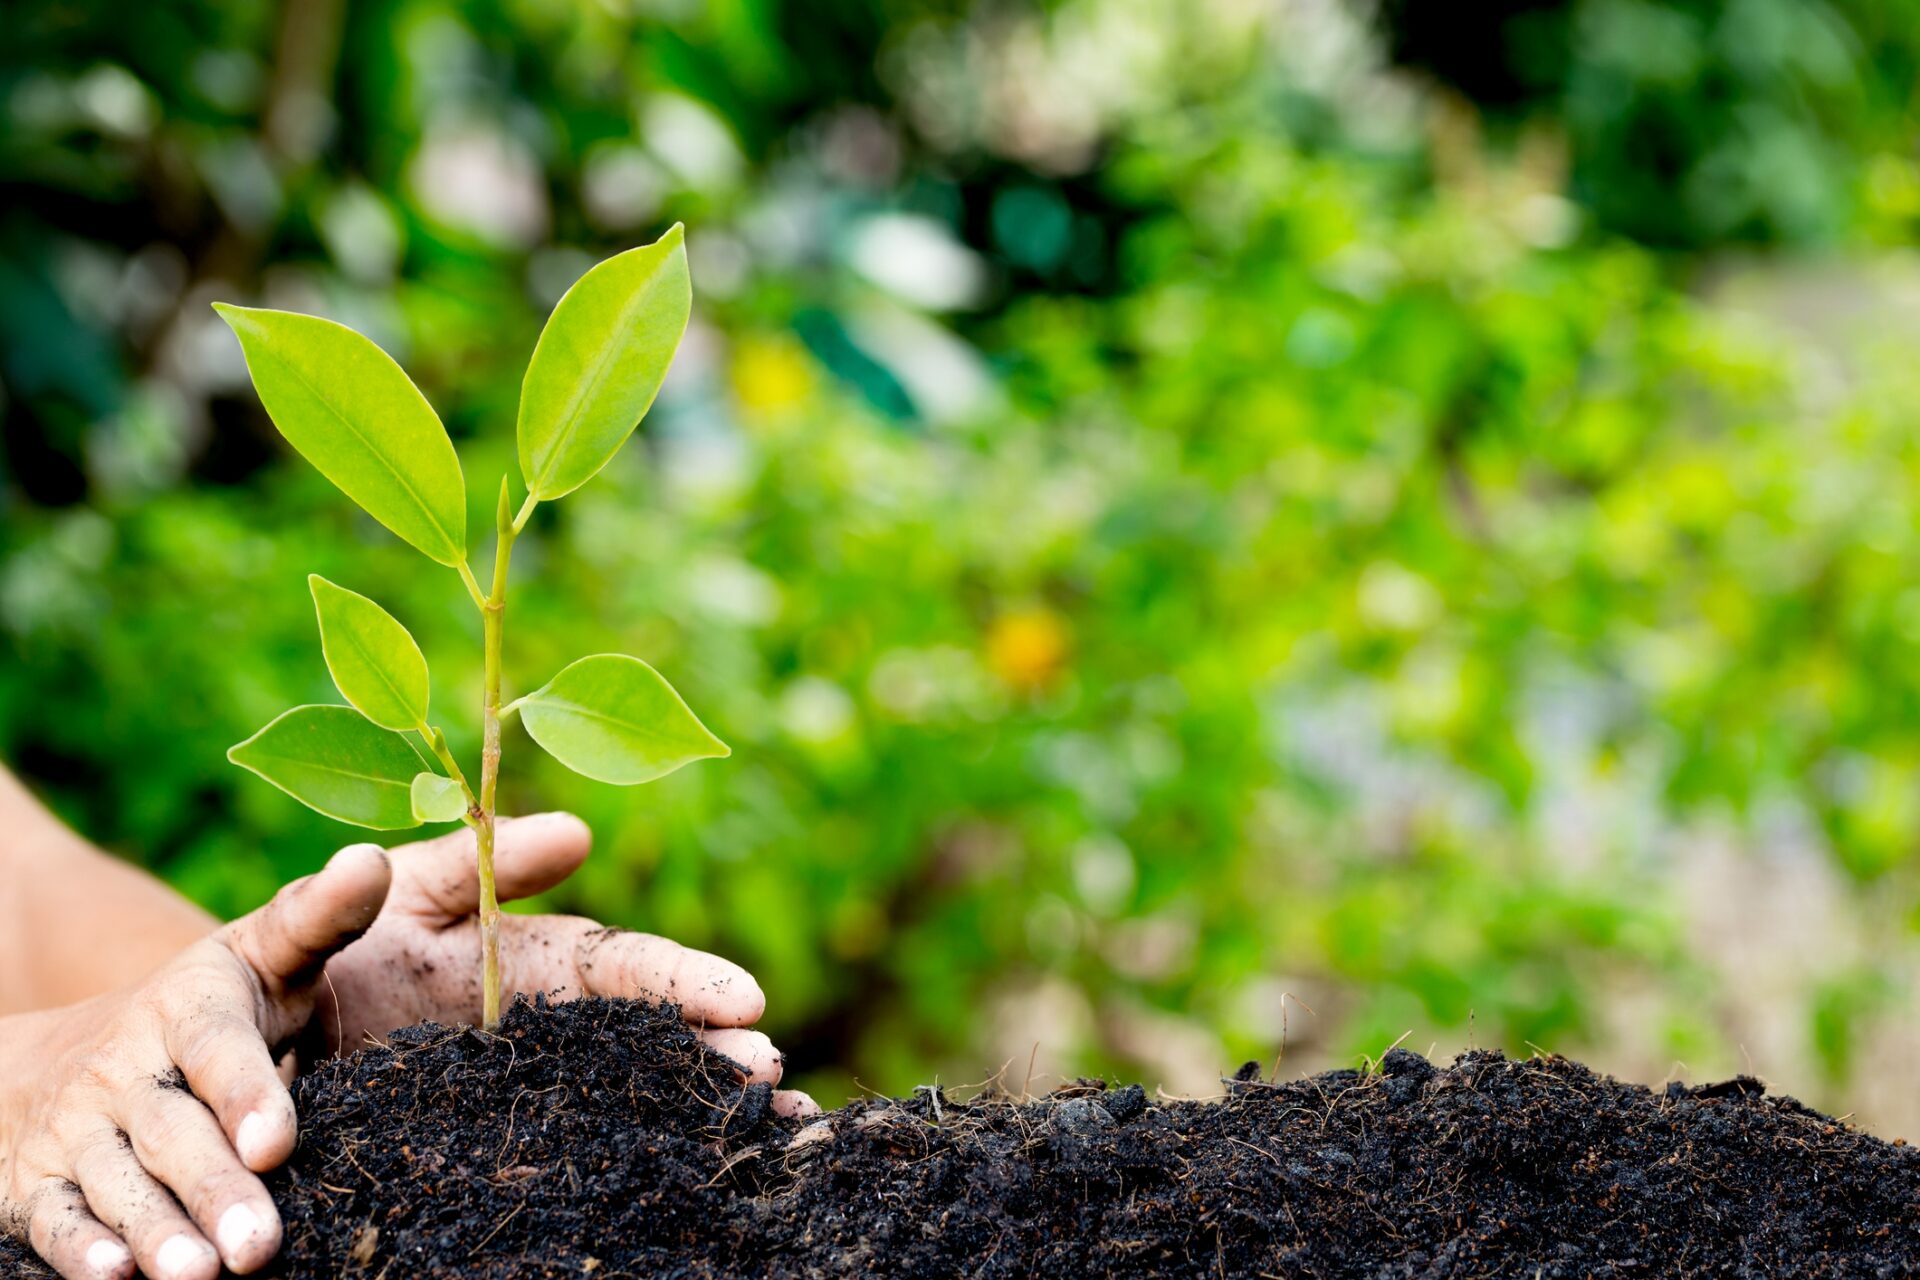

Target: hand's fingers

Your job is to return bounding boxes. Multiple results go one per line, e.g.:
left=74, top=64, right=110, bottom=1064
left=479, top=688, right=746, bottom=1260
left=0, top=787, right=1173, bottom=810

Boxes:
left=116, top=1081, right=280, bottom=1273
left=698, top=1028, right=784, bottom=1085
left=773, top=1090, right=822, bottom=1120
left=23, top=1177, right=133, bottom=1280
left=163, top=1009, right=298, bottom=1173
left=392, top=813, right=590, bottom=923
left=225, top=843, right=392, bottom=995
left=575, top=926, right=766, bottom=1027
left=66, top=1128, right=219, bottom=1280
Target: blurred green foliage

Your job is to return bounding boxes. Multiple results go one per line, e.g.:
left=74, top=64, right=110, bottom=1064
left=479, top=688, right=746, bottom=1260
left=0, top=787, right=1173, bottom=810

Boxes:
left=1387, top=0, right=1920, bottom=246
left=6, top=0, right=1920, bottom=1108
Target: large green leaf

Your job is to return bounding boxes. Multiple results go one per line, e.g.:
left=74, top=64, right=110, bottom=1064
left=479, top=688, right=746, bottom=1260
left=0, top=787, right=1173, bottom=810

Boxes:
left=228, top=704, right=424, bottom=829
left=517, top=653, right=729, bottom=785
left=516, top=225, right=690, bottom=501
left=214, top=303, right=468, bottom=565
left=310, top=574, right=430, bottom=731
left=411, top=772, right=469, bottom=824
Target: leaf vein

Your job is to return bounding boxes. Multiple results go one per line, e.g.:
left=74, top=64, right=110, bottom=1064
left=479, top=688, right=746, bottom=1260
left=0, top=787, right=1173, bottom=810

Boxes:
left=529, top=275, right=661, bottom=492
left=529, top=697, right=699, bottom=746
left=244, top=755, right=412, bottom=787
left=339, top=619, right=417, bottom=719
left=272, top=350, right=455, bottom=555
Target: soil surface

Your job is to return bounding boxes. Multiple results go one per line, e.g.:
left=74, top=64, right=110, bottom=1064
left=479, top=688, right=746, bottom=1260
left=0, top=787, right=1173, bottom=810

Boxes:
left=6, top=995, right=1920, bottom=1278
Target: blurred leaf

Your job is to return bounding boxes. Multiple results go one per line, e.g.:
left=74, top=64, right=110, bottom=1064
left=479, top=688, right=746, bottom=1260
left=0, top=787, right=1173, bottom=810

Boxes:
left=517, top=225, right=690, bottom=500
left=214, top=304, right=467, bottom=565
left=517, top=653, right=729, bottom=784
left=228, top=705, right=424, bottom=830
left=309, top=574, right=430, bottom=731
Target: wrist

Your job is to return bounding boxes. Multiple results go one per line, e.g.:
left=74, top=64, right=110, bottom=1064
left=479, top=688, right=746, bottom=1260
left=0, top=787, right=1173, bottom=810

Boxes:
left=0, top=1005, right=74, bottom=1159
left=0, top=773, right=217, bottom=1013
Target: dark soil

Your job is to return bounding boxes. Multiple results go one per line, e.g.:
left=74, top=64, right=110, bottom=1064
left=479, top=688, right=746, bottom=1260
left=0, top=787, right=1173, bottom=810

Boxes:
left=7, top=996, right=1920, bottom=1278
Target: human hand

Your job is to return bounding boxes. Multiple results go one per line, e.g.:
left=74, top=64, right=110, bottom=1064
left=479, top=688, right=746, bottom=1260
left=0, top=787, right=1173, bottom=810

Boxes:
left=1, top=815, right=812, bottom=1280
left=0, top=842, right=395, bottom=1280
left=310, top=813, right=818, bottom=1118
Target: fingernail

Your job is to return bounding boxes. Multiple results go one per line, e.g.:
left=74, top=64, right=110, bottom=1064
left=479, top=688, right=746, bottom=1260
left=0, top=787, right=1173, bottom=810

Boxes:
left=85, top=1239, right=130, bottom=1277
left=235, top=1110, right=271, bottom=1166
left=217, top=1203, right=267, bottom=1263
left=155, top=1234, right=213, bottom=1279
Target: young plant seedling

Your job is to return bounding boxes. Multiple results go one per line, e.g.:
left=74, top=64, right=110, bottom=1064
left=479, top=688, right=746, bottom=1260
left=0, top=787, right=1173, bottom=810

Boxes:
left=218, top=225, right=728, bottom=1029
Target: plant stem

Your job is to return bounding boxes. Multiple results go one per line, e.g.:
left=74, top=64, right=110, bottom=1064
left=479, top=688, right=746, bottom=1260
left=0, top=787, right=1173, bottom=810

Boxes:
left=420, top=725, right=479, bottom=817
left=457, top=561, right=488, bottom=611
left=476, top=603, right=504, bottom=1028
left=473, top=480, right=525, bottom=1030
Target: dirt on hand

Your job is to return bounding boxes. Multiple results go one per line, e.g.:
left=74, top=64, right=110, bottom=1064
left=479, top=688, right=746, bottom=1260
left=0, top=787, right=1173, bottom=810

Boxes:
left=4, top=995, right=1917, bottom=1278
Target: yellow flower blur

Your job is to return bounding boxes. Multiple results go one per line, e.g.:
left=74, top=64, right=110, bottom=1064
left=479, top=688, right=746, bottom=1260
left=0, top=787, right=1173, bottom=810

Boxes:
left=986, top=607, right=1070, bottom=691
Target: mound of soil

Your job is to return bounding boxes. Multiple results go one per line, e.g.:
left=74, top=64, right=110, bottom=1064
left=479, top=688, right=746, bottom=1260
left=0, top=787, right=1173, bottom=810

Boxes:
left=6, top=996, right=1920, bottom=1277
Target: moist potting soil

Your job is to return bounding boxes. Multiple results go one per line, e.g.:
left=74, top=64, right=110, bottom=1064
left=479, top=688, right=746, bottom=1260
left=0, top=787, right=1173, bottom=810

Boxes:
left=5, top=995, right=1917, bottom=1278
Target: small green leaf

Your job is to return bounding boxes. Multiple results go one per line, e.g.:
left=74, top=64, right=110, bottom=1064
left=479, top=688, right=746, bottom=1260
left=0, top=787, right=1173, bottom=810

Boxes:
left=214, top=303, right=468, bottom=565
left=518, top=653, right=729, bottom=785
left=517, top=225, right=691, bottom=501
left=310, top=575, right=430, bottom=731
left=228, top=705, right=424, bottom=829
left=411, top=772, right=469, bottom=824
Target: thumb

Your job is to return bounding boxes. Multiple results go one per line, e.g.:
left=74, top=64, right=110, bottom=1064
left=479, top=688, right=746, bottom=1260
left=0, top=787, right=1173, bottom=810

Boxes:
left=226, top=842, right=393, bottom=997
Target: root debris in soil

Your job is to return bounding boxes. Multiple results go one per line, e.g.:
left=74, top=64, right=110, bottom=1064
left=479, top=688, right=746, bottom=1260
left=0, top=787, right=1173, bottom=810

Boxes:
left=4, top=994, right=1918, bottom=1277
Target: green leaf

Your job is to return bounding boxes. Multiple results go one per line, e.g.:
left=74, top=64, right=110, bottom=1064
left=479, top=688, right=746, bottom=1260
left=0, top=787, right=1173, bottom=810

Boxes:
left=517, top=225, right=691, bottom=501
left=411, top=772, right=469, bottom=824
left=228, top=705, right=424, bottom=830
left=518, top=653, right=729, bottom=785
left=213, top=303, right=468, bottom=565
left=310, top=575, right=430, bottom=731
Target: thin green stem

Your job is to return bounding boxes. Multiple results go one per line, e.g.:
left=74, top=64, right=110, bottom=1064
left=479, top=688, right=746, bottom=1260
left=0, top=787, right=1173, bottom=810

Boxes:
left=476, top=613, right=503, bottom=1027
left=420, top=725, right=479, bottom=819
left=457, top=561, right=487, bottom=611
left=474, top=478, right=520, bottom=1030
left=511, top=492, right=539, bottom=535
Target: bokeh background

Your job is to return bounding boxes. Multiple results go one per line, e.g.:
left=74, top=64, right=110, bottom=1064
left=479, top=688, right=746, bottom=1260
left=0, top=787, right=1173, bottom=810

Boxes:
left=10, top=0, right=1920, bottom=1131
